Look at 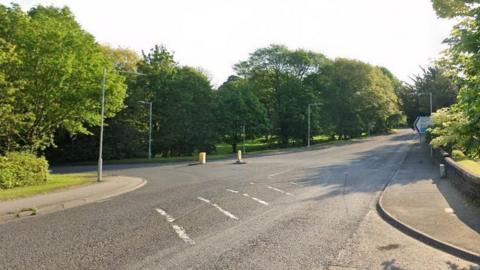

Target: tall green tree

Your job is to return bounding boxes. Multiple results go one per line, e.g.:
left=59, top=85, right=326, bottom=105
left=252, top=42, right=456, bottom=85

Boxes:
left=234, top=44, right=329, bottom=145
left=46, top=46, right=144, bottom=162
left=215, top=76, right=268, bottom=152
left=317, top=59, right=400, bottom=138
left=0, top=4, right=126, bottom=153
left=135, top=45, right=217, bottom=156
left=397, top=66, right=457, bottom=126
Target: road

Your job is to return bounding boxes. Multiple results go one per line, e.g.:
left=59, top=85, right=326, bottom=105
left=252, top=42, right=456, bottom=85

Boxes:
left=0, top=129, right=477, bottom=269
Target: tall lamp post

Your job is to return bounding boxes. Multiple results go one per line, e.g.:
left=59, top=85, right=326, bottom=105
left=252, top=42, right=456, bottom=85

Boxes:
left=139, top=101, right=153, bottom=160
left=307, top=103, right=322, bottom=147
left=98, top=68, right=106, bottom=182
left=98, top=69, right=149, bottom=181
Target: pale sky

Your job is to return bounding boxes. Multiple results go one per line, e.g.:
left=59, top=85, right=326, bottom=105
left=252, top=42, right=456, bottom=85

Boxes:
left=5, top=0, right=455, bottom=86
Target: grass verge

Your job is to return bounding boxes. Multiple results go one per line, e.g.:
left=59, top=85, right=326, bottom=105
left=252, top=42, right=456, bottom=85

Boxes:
left=456, top=160, right=480, bottom=177
left=0, top=173, right=95, bottom=201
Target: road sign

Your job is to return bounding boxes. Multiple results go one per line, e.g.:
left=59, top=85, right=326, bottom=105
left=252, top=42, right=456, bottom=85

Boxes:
left=414, top=116, right=432, bottom=134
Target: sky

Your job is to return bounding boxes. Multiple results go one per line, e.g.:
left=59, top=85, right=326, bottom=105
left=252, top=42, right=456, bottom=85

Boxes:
left=5, top=0, right=455, bottom=86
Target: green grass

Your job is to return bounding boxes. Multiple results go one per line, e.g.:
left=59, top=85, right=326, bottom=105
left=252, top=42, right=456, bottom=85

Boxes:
left=456, top=160, right=480, bottom=176
left=72, top=134, right=358, bottom=165
left=0, top=173, right=95, bottom=201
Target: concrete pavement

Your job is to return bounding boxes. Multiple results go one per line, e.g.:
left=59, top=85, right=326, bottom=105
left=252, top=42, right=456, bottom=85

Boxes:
left=0, top=176, right=146, bottom=223
left=0, top=129, right=478, bottom=269
left=379, top=140, right=480, bottom=262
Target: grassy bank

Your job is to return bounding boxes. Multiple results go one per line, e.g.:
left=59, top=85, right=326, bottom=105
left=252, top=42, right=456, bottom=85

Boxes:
left=0, top=173, right=95, bottom=201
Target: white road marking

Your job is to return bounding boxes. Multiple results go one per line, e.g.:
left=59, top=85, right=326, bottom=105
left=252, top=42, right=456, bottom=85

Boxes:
left=155, top=208, right=175, bottom=223
left=250, top=182, right=255, bottom=185
left=171, top=224, right=196, bottom=245
left=154, top=208, right=194, bottom=245
left=243, top=193, right=269, bottom=206
left=289, top=182, right=302, bottom=186
left=265, top=185, right=294, bottom=196
left=197, top=196, right=239, bottom=220
left=268, top=169, right=292, bottom=178
left=226, top=189, right=239, bottom=194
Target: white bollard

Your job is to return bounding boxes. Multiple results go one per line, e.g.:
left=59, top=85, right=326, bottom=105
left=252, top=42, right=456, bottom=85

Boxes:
left=237, top=150, right=242, bottom=162
left=440, top=164, right=446, bottom=178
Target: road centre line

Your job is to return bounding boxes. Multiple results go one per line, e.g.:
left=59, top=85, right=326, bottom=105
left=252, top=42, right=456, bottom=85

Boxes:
left=242, top=193, right=269, bottom=206
left=197, top=196, right=239, bottom=220
left=289, top=182, right=302, bottom=186
left=265, top=185, right=294, bottom=196
left=171, top=224, right=195, bottom=245
left=268, top=169, right=292, bottom=178
left=226, top=189, right=239, bottom=194
left=155, top=208, right=195, bottom=245
left=155, top=208, right=175, bottom=223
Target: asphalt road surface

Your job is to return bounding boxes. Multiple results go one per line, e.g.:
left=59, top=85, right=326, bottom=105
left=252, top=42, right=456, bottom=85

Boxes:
left=1, top=129, right=478, bottom=269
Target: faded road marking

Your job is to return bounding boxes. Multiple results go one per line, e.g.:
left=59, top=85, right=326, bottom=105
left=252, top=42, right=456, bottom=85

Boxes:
left=268, top=169, right=292, bottom=178
left=289, top=182, right=302, bottom=186
left=242, top=193, right=269, bottom=206
left=265, top=185, right=293, bottom=196
left=197, top=196, right=239, bottom=220
left=249, top=182, right=255, bottom=185
left=155, top=208, right=175, bottom=223
left=155, top=208, right=195, bottom=245
left=171, top=224, right=195, bottom=245
left=226, top=189, right=239, bottom=194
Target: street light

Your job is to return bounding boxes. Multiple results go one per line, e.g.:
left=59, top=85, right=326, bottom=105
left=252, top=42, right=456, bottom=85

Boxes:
left=98, top=68, right=106, bottom=182
left=242, top=125, right=246, bottom=154
left=98, top=69, right=149, bottom=182
left=139, top=101, right=153, bottom=160
left=307, top=103, right=322, bottom=147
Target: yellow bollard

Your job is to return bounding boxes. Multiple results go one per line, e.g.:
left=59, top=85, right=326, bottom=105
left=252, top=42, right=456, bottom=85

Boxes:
left=199, top=152, right=206, bottom=164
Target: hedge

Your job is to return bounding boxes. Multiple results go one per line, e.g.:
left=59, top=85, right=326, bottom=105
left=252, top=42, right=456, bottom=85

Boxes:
left=0, top=152, right=49, bottom=189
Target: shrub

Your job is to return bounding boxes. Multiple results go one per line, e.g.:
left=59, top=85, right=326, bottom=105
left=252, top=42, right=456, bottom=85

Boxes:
left=452, top=149, right=467, bottom=161
left=0, top=152, right=49, bottom=189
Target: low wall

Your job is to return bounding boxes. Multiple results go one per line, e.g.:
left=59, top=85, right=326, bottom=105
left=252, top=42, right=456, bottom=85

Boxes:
left=443, top=155, right=480, bottom=199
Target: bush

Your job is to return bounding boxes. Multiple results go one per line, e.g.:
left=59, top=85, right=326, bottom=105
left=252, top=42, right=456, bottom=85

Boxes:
left=0, top=152, right=49, bottom=189
left=452, top=149, right=467, bottom=161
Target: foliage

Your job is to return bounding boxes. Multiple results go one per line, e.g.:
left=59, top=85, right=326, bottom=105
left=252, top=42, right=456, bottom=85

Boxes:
left=0, top=4, right=126, bottom=153
left=0, top=152, right=49, bottom=189
left=215, top=76, right=268, bottom=152
left=429, top=0, right=480, bottom=158
left=397, top=66, right=457, bottom=126
left=234, top=44, right=330, bottom=145
left=133, top=46, right=217, bottom=156
left=429, top=107, right=480, bottom=156
left=310, top=59, right=400, bottom=138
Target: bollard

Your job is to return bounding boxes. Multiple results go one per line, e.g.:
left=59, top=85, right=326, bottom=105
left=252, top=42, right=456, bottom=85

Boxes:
left=440, top=164, right=446, bottom=178
left=199, top=152, right=206, bottom=164
left=235, top=150, right=247, bottom=164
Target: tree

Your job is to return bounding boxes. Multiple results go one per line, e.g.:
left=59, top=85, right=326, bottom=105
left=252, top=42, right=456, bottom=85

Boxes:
left=234, top=44, right=329, bottom=145
left=429, top=1, right=480, bottom=157
left=134, top=45, right=217, bottom=157
left=45, top=46, right=144, bottom=162
left=215, top=76, right=268, bottom=152
left=317, top=59, right=400, bottom=138
left=397, top=66, right=457, bottom=126
left=0, top=4, right=126, bottom=153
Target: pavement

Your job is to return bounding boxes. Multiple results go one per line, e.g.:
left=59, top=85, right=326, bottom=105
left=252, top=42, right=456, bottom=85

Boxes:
left=0, top=176, right=146, bottom=223
left=0, top=129, right=478, bottom=269
left=379, top=140, right=480, bottom=262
